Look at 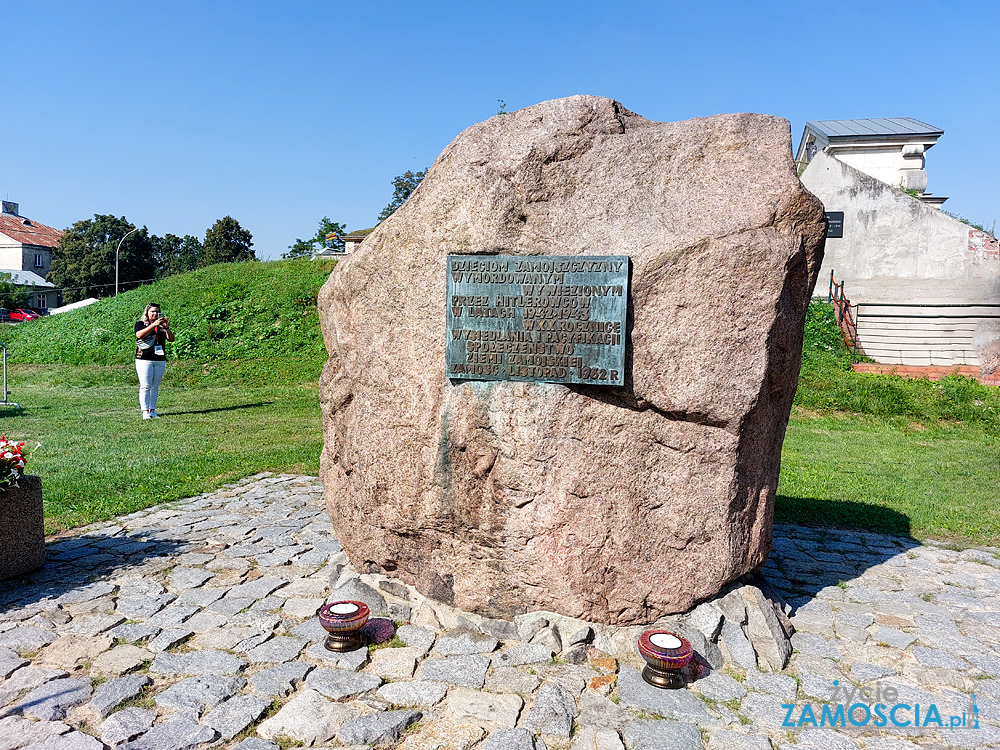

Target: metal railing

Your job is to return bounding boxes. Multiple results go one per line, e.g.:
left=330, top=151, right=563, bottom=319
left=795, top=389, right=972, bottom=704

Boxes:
left=828, top=271, right=860, bottom=352
left=1, top=343, right=21, bottom=410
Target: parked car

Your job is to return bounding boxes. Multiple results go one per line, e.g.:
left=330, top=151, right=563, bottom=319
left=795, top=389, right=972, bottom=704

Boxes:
left=0, top=309, right=10, bottom=322
left=27, top=307, right=50, bottom=317
left=9, top=309, right=40, bottom=322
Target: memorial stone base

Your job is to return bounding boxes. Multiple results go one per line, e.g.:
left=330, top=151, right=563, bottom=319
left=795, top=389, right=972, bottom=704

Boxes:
left=336, top=565, right=795, bottom=676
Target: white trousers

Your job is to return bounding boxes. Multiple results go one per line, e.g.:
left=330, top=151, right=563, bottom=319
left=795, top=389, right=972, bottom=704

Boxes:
left=136, top=359, right=166, bottom=412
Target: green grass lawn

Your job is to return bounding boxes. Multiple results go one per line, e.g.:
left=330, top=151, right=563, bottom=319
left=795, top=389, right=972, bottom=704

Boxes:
left=0, top=258, right=334, bottom=534
left=776, top=302, right=1000, bottom=547
left=778, top=409, right=1000, bottom=546
left=2, top=359, right=326, bottom=535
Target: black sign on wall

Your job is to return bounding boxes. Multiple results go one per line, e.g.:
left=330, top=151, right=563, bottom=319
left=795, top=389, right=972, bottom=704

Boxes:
left=826, top=212, right=844, bottom=238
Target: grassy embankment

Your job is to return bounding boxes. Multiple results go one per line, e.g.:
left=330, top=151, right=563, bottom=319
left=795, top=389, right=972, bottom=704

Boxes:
left=0, top=259, right=335, bottom=534
left=2, top=265, right=999, bottom=546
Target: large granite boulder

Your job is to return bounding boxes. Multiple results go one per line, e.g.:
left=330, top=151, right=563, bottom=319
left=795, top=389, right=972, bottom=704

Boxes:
left=318, top=95, right=824, bottom=625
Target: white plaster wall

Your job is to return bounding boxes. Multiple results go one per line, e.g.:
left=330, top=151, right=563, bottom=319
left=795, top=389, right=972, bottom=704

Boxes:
left=803, top=150, right=998, bottom=302
left=0, top=244, right=24, bottom=269
left=834, top=148, right=912, bottom=188
left=0, top=243, right=52, bottom=276
left=801, top=150, right=1000, bottom=365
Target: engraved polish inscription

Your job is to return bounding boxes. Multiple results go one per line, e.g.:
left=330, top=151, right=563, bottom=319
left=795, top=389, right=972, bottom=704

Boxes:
left=446, top=255, right=628, bottom=386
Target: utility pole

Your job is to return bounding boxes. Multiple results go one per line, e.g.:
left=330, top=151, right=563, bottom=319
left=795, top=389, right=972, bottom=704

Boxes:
left=115, top=227, right=139, bottom=296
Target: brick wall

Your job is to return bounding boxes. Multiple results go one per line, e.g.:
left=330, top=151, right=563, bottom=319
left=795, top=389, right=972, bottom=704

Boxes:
left=852, top=363, right=999, bottom=386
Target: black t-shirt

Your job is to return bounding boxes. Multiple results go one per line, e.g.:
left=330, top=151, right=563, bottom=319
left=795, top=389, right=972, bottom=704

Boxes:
left=135, top=321, right=167, bottom=361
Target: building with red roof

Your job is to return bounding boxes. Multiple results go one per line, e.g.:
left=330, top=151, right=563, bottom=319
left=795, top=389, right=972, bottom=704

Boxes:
left=0, top=200, right=61, bottom=308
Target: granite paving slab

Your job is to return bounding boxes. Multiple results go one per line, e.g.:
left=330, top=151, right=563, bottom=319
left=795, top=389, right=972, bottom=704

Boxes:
left=9, top=678, right=92, bottom=721
left=479, top=726, right=541, bottom=750
left=0, top=627, right=58, bottom=655
left=36, top=635, right=111, bottom=671
left=202, top=694, right=271, bottom=740
left=97, top=707, right=156, bottom=747
left=0, top=667, right=69, bottom=707
left=59, top=615, right=125, bottom=638
left=21, top=730, right=103, bottom=750
left=87, top=674, right=151, bottom=719
left=114, top=594, right=175, bottom=621
left=149, top=649, right=247, bottom=676
left=256, top=688, right=360, bottom=746
left=0, top=716, right=71, bottom=750
left=396, top=625, right=436, bottom=655
left=491, top=643, right=554, bottom=668
left=245, top=635, right=308, bottom=664
left=189, top=626, right=259, bottom=652
left=416, top=654, right=490, bottom=688
left=145, top=627, right=193, bottom=653
left=116, top=715, right=217, bottom=750
left=445, top=686, right=523, bottom=727
left=230, top=739, right=278, bottom=750
left=432, top=628, right=499, bottom=656
left=336, top=709, right=422, bottom=746
left=173, top=589, right=225, bottom=610
left=0, top=652, right=28, bottom=680
left=617, top=666, right=720, bottom=726
left=376, top=680, right=449, bottom=708
left=304, top=667, right=382, bottom=700
left=304, top=642, right=368, bottom=670
left=691, top=670, right=747, bottom=701
left=621, top=719, right=704, bottom=750
left=104, top=623, right=160, bottom=645
left=154, top=675, right=246, bottom=716
left=485, top=666, right=543, bottom=696
left=247, top=662, right=313, bottom=699
left=370, top=645, right=421, bottom=679
left=523, top=682, right=578, bottom=738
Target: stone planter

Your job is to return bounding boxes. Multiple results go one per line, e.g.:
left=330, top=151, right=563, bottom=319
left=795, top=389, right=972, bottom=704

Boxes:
left=0, top=475, right=45, bottom=580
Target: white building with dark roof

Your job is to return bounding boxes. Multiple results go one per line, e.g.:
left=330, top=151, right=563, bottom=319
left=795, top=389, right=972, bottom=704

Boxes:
left=797, top=120, right=1000, bottom=371
left=0, top=200, right=62, bottom=308
left=796, top=118, right=947, bottom=206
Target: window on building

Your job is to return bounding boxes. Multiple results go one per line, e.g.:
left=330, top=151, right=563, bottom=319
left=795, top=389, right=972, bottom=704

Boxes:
left=34, top=254, right=43, bottom=268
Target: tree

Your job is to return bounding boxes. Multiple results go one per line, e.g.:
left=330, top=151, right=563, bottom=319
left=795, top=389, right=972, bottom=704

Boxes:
left=49, top=215, right=157, bottom=303
left=378, top=169, right=427, bottom=223
left=284, top=217, right=348, bottom=259
left=0, top=273, right=32, bottom=309
left=153, top=233, right=205, bottom=278
left=202, top=216, right=256, bottom=266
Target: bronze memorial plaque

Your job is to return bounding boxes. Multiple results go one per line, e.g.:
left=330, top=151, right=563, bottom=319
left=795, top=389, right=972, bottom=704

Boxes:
left=446, top=255, right=628, bottom=386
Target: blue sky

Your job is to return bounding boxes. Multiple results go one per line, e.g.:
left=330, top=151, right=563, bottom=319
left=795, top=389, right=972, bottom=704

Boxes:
left=5, top=1, right=998, bottom=259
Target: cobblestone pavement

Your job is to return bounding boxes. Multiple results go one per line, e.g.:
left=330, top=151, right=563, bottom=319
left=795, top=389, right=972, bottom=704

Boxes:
left=1, top=474, right=998, bottom=750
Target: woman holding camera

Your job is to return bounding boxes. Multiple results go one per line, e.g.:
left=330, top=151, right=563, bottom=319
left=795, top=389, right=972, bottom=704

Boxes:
left=135, top=303, right=174, bottom=420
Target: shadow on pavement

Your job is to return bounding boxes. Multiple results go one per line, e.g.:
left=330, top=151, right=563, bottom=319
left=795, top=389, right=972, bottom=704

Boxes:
left=767, top=497, right=921, bottom=611
left=775, top=494, right=914, bottom=539
left=0, top=529, right=190, bottom=613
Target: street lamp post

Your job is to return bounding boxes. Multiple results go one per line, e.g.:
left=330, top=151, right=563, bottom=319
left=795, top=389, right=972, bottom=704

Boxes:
left=115, top=227, right=139, bottom=296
